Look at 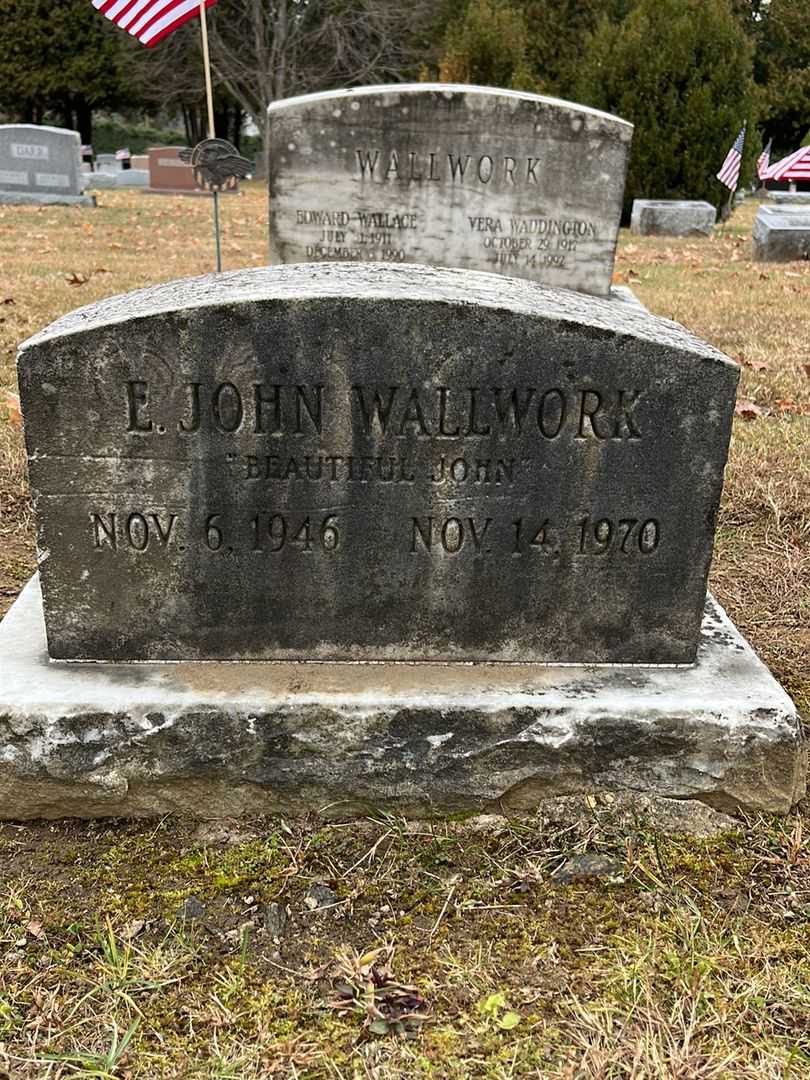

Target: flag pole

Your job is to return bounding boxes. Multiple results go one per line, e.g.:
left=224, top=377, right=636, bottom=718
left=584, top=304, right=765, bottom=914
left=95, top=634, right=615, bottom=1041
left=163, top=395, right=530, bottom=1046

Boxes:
left=198, top=0, right=221, bottom=272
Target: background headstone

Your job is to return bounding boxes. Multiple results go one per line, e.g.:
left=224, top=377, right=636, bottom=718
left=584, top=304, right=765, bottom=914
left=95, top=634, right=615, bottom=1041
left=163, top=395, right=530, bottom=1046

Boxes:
left=0, top=124, right=93, bottom=206
left=147, top=146, right=200, bottom=193
left=752, top=205, right=810, bottom=261
left=267, top=84, right=632, bottom=297
left=630, top=200, right=717, bottom=236
left=96, top=153, right=122, bottom=174
left=130, top=154, right=149, bottom=171
left=18, top=262, right=738, bottom=664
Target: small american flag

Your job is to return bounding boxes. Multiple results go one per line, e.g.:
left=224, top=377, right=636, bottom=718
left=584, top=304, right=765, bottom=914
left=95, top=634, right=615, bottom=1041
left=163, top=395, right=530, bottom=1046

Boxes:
left=92, top=0, right=217, bottom=47
left=717, top=124, right=746, bottom=191
left=756, top=139, right=772, bottom=181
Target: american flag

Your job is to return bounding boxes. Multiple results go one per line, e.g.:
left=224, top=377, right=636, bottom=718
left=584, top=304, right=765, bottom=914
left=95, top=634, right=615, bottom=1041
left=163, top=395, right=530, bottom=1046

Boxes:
left=92, top=0, right=217, bottom=47
left=717, top=124, right=746, bottom=191
left=756, top=139, right=772, bottom=181
left=765, top=145, right=810, bottom=183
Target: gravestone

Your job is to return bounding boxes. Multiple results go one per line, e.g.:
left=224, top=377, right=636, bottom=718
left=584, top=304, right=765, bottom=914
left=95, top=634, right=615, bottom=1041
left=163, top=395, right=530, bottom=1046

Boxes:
left=267, top=84, right=632, bottom=297
left=752, top=205, right=810, bottom=261
left=19, top=263, right=736, bottom=664
left=631, top=200, right=716, bottom=237
left=131, top=154, right=149, bottom=171
left=147, top=146, right=200, bottom=194
left=0, top=124, right=94, bottom=206
left=3, top=262, right=804, bottom=818
left=96, top=153, right=122, bottom=174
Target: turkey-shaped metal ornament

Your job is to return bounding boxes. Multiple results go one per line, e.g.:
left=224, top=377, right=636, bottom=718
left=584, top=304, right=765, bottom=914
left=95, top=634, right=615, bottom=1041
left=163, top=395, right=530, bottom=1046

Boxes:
left=180, top=138, right=252, bottom=192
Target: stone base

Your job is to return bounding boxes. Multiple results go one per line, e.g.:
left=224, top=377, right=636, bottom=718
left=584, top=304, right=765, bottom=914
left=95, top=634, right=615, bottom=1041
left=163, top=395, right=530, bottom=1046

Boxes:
left=85, top=171, right=150, bottom=190
left=0, top=192, right=96, bottom=207
left=0, top=576, right=804, bottom=820
left=767, top=191, right=810, bottom=205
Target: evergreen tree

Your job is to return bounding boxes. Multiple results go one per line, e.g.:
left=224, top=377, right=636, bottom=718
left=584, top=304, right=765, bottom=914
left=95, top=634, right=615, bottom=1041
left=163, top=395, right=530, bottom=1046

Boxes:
left=574, top=0, right=756, bottom=212
left=754, top=0, right=810, bottom=154
left=0, top=0, right=134, bottom=142
left=437, top=0, right=537, bottom=91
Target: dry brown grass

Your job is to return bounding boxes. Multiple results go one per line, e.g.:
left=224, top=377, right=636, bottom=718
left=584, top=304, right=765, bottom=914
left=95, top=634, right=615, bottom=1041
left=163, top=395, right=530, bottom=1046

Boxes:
left=0, top=806, right=807, bottom=1078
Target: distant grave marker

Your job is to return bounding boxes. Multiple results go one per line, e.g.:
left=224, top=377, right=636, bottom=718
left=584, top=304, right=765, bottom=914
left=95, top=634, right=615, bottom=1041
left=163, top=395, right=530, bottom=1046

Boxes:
left=147, top=146, right=200, bottom=194
left=753, top=205, right=810, bottom=261
left=631, top=200, right=716, bottom=237
left=267, top=84, right=632, bottom=296
left=0, top=124, right=94, bottom=206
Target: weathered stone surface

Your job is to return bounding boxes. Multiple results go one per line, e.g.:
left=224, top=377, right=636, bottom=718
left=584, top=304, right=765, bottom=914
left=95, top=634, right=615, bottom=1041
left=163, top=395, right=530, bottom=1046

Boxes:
left=0, top=124, right=88, bottom=204
left=267, top=84, right=632, bottom=296
left=18, top=262, right=738, bottom=663
left=752, top=205, right=810, bottom=261
left=0, top=578, right=803, bottom=818
left=630, top=200, right=717, bottom=236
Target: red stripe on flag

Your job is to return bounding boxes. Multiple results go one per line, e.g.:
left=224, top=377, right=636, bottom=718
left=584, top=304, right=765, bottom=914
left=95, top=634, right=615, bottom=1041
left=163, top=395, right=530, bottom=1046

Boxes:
left=92, top=0, right=217, bottom=44
left=132, top=0, right=177, bottom=36
left=144, top=0, right=216, bottom=45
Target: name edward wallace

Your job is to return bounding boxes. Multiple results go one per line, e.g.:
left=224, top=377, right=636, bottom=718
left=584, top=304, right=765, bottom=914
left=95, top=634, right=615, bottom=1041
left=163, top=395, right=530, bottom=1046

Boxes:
left=126, top=381, right=642, bottom=441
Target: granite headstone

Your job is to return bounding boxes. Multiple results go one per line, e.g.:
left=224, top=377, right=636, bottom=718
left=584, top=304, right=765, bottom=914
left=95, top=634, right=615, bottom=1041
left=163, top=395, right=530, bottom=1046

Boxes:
left=630, top=200, right=717, bottom=237
left=147, top=147, right=200, bottom=193
left=267, top=84, right=632, bottom=296
left=752, top=205, right=810, bottom=261
left=96, top=153, right=122, bottom=174
left=0, top=124, right=93, bottom=206
left=18, top=262, right=738, bottom=664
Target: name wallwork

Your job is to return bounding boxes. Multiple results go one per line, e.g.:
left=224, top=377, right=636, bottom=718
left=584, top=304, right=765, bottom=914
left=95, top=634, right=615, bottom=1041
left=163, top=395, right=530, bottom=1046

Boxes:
left=125, top=382, right=643, bottom=442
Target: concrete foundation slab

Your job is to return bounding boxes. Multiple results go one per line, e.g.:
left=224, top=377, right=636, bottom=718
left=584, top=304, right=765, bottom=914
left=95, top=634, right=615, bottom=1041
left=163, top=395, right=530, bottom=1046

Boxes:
left=0, top=192, right=95, bottom=207
left=0, top=576, right=804, bottom=820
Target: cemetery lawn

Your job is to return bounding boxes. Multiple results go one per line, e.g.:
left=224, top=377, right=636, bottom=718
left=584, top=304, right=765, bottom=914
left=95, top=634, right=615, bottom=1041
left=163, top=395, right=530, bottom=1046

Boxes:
left=0, top=189, right=806, bottom=1077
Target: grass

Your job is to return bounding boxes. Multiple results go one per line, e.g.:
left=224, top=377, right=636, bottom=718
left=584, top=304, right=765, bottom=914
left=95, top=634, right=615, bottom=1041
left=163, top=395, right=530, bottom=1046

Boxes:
left=0, top=188, right=807, bottom=1076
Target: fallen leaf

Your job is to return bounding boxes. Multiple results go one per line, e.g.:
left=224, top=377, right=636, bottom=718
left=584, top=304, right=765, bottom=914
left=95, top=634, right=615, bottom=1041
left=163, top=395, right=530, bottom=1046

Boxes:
left=26, top=919, right=44, bottom=940
left=735, top=399, right=768, bottom=421
left=65, top=271, right=89, bottom=286
left=803, top=363, right=810, bottom=380
left=1, top=390, right=21, bottom=426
